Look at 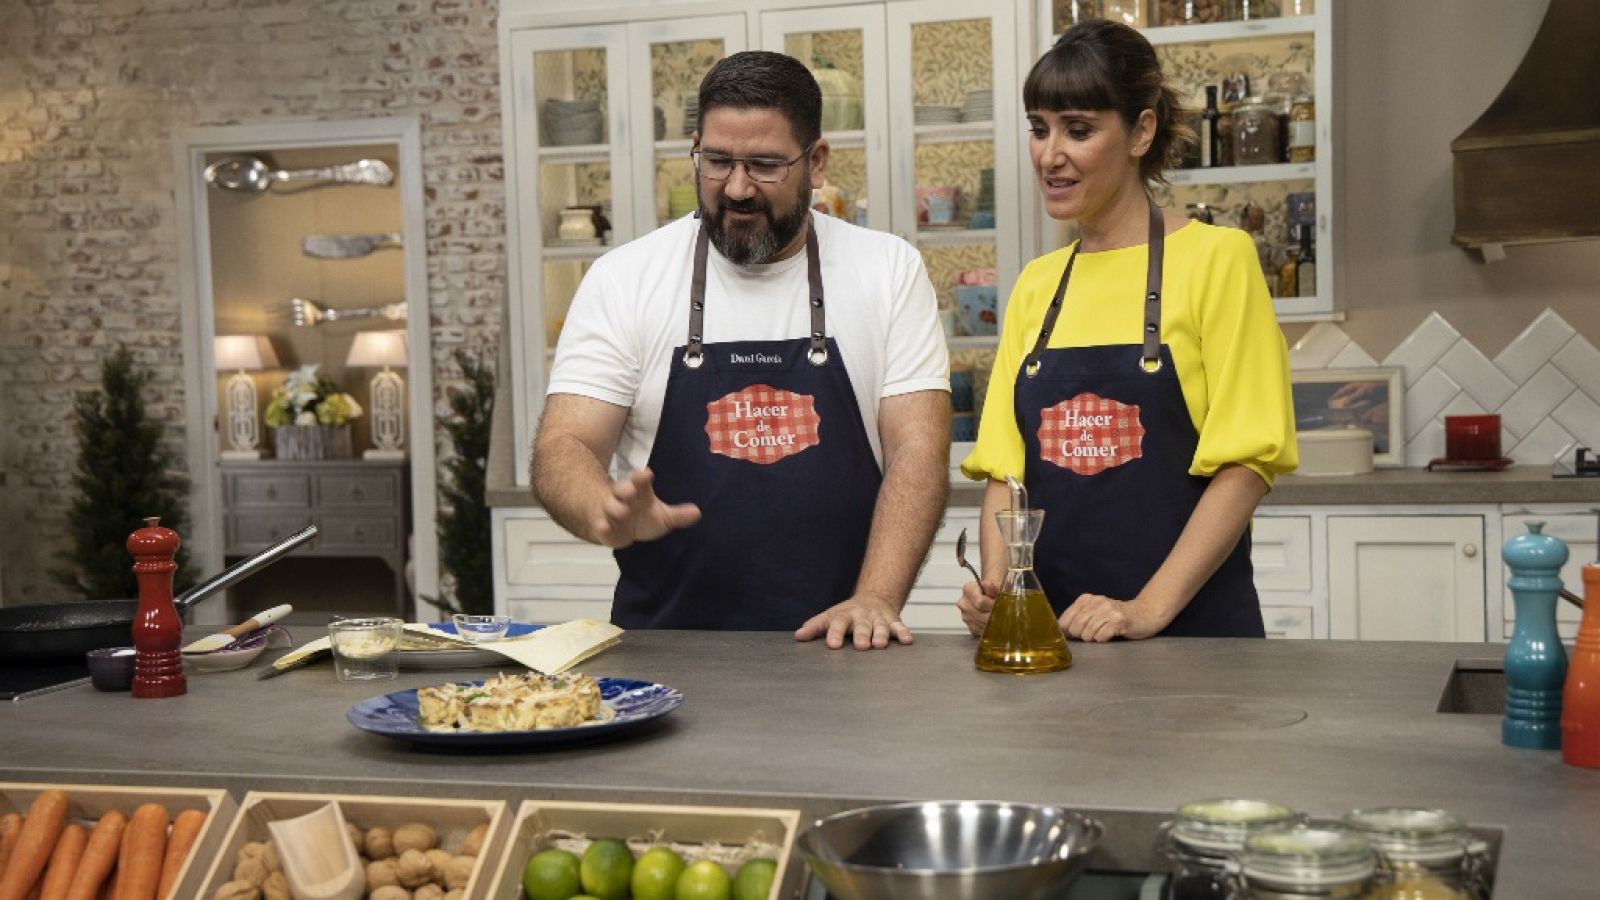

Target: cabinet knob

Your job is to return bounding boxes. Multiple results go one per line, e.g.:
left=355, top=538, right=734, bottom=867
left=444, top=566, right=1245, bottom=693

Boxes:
left=1463, top=543, right=1478, bottom=558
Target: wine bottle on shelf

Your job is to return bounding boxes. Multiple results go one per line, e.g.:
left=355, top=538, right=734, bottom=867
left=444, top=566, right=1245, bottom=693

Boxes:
left=1278, top=225, right=1301, bottom=298
left=1201, top=85, right=1222, bottom=168
left=1295, top=224, right=1317, bottom=298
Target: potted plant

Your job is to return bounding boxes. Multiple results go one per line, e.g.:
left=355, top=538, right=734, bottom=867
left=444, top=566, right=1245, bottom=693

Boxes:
left=264, top=364, right=363, bottom=459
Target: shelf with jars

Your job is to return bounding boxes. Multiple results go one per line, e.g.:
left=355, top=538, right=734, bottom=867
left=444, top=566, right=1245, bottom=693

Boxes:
left=1036, top=0, right=1332, bottom=320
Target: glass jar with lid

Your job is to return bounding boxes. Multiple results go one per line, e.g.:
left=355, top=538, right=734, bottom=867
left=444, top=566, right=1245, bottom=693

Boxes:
left=1263, top=71, right=1307, bottom=162
left=1159, top=798, right=1300, bottom=899
left=1288, top=94, right=1316, bottom=162
left=1228, top=0, right=1282, bottom=18
left=1232, top=97, right=1281, bottom=166
left=1341, top=808, right=1491, bottom=900
left=1234, top=824, right=1377, bottom=898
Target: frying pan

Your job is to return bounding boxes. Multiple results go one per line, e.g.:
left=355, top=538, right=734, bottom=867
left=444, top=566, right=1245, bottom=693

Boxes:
left=0, top=525, right=318, bottom=664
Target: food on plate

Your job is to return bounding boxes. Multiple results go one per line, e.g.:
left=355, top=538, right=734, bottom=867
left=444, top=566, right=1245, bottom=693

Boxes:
left=418, top=672, right=604, bottom=733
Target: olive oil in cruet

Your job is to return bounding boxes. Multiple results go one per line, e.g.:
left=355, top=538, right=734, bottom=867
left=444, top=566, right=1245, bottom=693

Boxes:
left=976, top=496, right=1071, bottom=674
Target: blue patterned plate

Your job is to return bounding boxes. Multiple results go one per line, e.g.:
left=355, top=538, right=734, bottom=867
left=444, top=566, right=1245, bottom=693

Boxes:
left=398, top=622, right=542, bottom=670
left=346, top=677, right=683, bottom=750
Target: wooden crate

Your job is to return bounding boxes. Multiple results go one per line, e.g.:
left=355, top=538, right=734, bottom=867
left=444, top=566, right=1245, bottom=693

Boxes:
left=484, top=800, right=801, bottom=900
left=0, top=781, right=235, bottom=900
left=194, top=791, right=508, bottom=900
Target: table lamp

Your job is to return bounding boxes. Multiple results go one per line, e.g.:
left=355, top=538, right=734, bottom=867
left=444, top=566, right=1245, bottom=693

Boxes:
left=214, top=335, right=279, bottom=460
left=346, top=329, right=408, bottom=460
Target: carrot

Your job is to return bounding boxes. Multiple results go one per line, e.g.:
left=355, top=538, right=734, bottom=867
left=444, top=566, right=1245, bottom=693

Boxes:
left=63, top=811, right=124, bottom=900
left=153, top=811, right=203, bottom=900
left=111, top=805, right=164, bottom=900
left=0, top=790, right=69, bottom=900
left=0, top=813, right=23, bottom=881
left=37, top=823, right=86, bottom=900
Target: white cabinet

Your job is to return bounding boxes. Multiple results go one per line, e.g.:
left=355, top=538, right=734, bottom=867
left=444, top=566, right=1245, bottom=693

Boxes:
left=1328, top=515, right=1487, bottom=642
left=904, top=507, right=980, bottom=632
left=493, top=508, right=618, bottom=624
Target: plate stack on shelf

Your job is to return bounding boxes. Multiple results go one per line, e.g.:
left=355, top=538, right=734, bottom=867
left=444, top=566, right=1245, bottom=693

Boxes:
left=543, top=98, right=603, bottom=147
left=914, top=104, right=962, bottom=126
left=960, top=89, right=993, bottom=124
left=681, top=95, right=699, bottom=138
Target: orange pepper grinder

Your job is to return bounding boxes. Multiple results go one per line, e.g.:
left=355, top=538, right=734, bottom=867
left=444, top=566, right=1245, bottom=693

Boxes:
left=1562, top=563, right=1600, bottom=768
left=129, top=516, right=186, bottom=699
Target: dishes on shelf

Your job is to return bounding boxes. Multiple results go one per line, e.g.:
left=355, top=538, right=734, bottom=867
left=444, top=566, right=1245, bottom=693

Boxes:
left=954, top=285, right=998, bottom=337
left=543, top=98, right=603, bottom=146
left=913, top=104, right=962, bottom=126
left=960, top=89, right=993, bottom=123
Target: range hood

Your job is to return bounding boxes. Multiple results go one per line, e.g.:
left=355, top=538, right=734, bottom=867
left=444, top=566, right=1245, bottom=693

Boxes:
left=1451, top=0, right=1600, bottom=260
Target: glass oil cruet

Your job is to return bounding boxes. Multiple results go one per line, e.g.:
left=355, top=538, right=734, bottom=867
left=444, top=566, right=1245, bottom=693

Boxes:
left=975, top=476, right=1071, bottom=674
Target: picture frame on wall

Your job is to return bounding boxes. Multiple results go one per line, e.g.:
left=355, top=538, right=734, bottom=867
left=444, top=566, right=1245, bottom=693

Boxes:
left=1290, top=367, right=1405, bottom=468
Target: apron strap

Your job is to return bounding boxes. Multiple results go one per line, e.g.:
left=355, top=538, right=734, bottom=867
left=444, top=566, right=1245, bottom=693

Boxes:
left=1021, top=198, right=1167, bottom=378
left=685, top=216, right=829, bottom=369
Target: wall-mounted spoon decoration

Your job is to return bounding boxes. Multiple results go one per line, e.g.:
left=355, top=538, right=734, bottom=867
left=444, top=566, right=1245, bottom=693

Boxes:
left=204, top=155, right=395, bottom=192
left=301, top=233, right=402, bottom=259
left=288, top=296, right=407, bottom=327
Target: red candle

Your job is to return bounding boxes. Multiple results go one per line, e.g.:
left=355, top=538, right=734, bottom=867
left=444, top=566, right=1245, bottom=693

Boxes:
left=128, top=517, right=186, bottom=699
left=1562, top=565, right=1600, bottom=768
left=1444, top=414, right=1501, bottom=461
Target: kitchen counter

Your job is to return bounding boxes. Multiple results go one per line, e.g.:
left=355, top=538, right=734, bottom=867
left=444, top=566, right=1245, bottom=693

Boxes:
left=3, top=633, right=1595, bottom=895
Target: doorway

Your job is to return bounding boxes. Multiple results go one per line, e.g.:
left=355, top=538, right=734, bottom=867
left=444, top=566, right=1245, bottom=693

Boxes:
left=173, top=117, right=437, bottom=629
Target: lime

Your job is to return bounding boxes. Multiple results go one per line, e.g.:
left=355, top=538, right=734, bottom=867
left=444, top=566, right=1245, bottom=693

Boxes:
left=632, top=847, right=687, bottom=900
left=674, top=859, right=732, bottom=900
left=580, top=838, right=635, bottom=900
left=523, top=848, right=582, bottom=900
left=732, top=857, right=777, bottom=900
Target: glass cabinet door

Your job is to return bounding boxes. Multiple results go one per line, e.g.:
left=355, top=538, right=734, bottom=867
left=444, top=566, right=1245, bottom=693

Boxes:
left=759, top=6, right=890, bottom=233
left=887, top=0, right=1021, bottom=353
left=626, top=16, right=746, bottom=235
left=507, top=24, right=634, bottom=485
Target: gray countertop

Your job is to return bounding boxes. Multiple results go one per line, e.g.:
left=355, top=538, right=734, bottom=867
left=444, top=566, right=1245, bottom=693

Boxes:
left=2, top=633, right=1595, bottom=895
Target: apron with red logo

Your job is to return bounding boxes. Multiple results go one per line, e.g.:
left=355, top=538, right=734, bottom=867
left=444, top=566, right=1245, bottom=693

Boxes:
left=612, top=220, right=882, bottom=629
left=1013, top=202, right=1262, bottom=637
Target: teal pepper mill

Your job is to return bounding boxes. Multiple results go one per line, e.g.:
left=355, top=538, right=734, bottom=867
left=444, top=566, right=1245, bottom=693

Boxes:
left=1502, top=521, right=1569, bottom=749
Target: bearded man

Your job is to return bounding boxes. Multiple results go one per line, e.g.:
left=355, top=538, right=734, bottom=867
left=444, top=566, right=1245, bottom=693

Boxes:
left=531, top=51, right=950, bottom=650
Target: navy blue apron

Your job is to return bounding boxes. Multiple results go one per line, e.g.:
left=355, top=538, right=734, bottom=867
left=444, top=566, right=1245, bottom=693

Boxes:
left=612, top=218, right=883, bottom=630
left=1013, top=201, right=1262, bottom=637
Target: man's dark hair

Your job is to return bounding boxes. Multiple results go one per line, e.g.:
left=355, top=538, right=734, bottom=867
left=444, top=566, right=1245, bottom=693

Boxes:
left=696, top=51, right=822, bottom=148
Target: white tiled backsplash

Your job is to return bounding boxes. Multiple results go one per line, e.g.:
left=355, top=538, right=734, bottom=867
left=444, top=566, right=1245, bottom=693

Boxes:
left=1290, top=309, right=1600, bottom=468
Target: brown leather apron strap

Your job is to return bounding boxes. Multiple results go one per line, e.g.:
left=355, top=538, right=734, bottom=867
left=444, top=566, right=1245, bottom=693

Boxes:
left=1022, top=198, right=1166, bottom=378
left=686, top=216, right=829, bottom=369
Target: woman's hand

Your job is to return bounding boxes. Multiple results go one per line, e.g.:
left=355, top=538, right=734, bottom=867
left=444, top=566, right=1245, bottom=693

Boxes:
left=1058, top=593, right=1170, bottom=642
left=957, top=579, right=1001, bottom=637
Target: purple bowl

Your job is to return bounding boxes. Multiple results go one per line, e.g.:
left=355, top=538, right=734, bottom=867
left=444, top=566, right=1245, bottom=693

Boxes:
left=86, top=647, right=135, bottom=692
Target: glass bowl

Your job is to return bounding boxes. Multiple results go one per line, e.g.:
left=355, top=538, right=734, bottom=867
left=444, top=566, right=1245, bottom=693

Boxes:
left=451, top=614, right=512, bottom=643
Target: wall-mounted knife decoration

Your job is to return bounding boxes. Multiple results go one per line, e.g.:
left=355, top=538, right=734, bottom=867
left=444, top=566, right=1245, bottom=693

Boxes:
left=301, top=233, right=403, bottom=259
left=288, top=296, right=407, bottom=327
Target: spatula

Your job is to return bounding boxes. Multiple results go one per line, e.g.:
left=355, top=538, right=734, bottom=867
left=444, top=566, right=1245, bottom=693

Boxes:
left=182, top=604, right=293, bottom=654
left=301, top=232, right=402, bottom=259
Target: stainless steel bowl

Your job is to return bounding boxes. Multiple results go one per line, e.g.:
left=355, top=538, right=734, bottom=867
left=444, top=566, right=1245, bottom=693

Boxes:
left=796, top=801, right=1103, bottom=900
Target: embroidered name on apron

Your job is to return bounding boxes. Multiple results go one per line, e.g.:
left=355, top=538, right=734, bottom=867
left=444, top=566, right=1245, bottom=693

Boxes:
left=705, top=384, right=821, bottom=464
left=1037, top=392, right=1144, bottom=475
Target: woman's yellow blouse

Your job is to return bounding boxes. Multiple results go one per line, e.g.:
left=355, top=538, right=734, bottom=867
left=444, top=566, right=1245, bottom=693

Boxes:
left=962, top=221, right=1298, bottom=487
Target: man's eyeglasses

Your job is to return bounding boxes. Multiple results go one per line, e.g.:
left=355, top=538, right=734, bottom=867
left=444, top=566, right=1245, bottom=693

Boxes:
left=690, top=142, right=815, bottom=184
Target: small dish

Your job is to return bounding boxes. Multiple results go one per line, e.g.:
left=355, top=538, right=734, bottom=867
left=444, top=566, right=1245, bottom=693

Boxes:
left=86, top=647, right=136, bottom=692
left=185, top=625, right=293, bottom=673
left=451, top=614, right=512, bottom=643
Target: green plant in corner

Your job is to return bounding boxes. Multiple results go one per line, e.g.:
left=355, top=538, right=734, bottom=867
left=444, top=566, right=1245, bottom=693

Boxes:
left=53, top=344, right=196, bottom=598
left=425, top=347, right=496, bottom=617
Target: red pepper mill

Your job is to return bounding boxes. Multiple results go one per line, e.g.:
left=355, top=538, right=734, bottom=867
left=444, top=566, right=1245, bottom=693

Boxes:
left=128, top=516, right=186, bottom=698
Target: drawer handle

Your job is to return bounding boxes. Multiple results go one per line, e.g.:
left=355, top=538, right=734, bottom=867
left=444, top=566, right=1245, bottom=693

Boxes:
left=352, top=488, right=365, bottom=501
left=1463, top=543, right=1478, bottom=558
left=266, top=486, right=277, bottom=500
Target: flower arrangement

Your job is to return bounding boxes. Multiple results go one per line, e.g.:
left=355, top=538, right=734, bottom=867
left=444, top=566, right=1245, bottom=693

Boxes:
left=264, top=364, right=363, bottom=427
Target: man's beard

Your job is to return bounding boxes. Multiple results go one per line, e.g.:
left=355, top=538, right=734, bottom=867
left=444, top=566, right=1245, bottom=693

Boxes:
left=699, top=177, right=811, bottom=266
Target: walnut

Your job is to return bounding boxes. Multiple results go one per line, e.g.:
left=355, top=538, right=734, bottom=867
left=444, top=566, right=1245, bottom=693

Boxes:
left=413, top=886, right=445, bottom=900
left=393, top=823, right=438, bottom=855
left=259, top=841, right=281, bottom=872
left=232, top=856, right=270, bottom=887
left=459, top=824, right=488, bottom=858
left=211, top=881, right=261, bottom=900
left=424, top=848, right=454, bottom=875
left=395, top=848, right=434, bottom=888
left=370, top=887, right=412, bottom=900
left=260, top=870, right=291, bottom=900
left=443, top=890, right=465, bottom=900
left=346, top=821, right=366, bottom=855
left=442, top=855, right=476, bottom=891
left=367, top=857, right=401, bottom=892
left=236, top=841, right=268, bottom=864
left=366, top=826, right=396, bottom=860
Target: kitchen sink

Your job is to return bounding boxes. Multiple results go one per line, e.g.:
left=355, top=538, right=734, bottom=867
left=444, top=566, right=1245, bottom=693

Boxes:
left=1437, top=659, right=1506, bottom=715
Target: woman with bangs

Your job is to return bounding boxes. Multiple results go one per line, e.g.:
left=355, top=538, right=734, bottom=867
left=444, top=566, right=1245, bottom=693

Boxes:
left=956, top=19, right=1297, bottom=642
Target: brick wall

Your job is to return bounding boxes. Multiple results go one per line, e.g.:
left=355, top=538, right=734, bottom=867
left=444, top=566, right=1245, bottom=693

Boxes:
left=0, top=0, right=505, bottom=603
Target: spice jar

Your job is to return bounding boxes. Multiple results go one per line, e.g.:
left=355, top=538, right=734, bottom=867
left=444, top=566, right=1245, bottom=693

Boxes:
left=1159, top=798, right=1299, bottom=900
left=1263, top=71, right=1306, bottom=163
left=1235, top=824, right=1377, bottom=898
left=1232, top=97, right=1280, bottom=165
left=1341, top=808, right=1490, bottom=900
left=1288, top=94, right=1316, bottom=162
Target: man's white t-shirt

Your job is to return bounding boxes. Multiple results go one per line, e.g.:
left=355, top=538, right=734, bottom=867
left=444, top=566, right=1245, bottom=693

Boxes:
left=547, top=211, right=949, bottom=473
